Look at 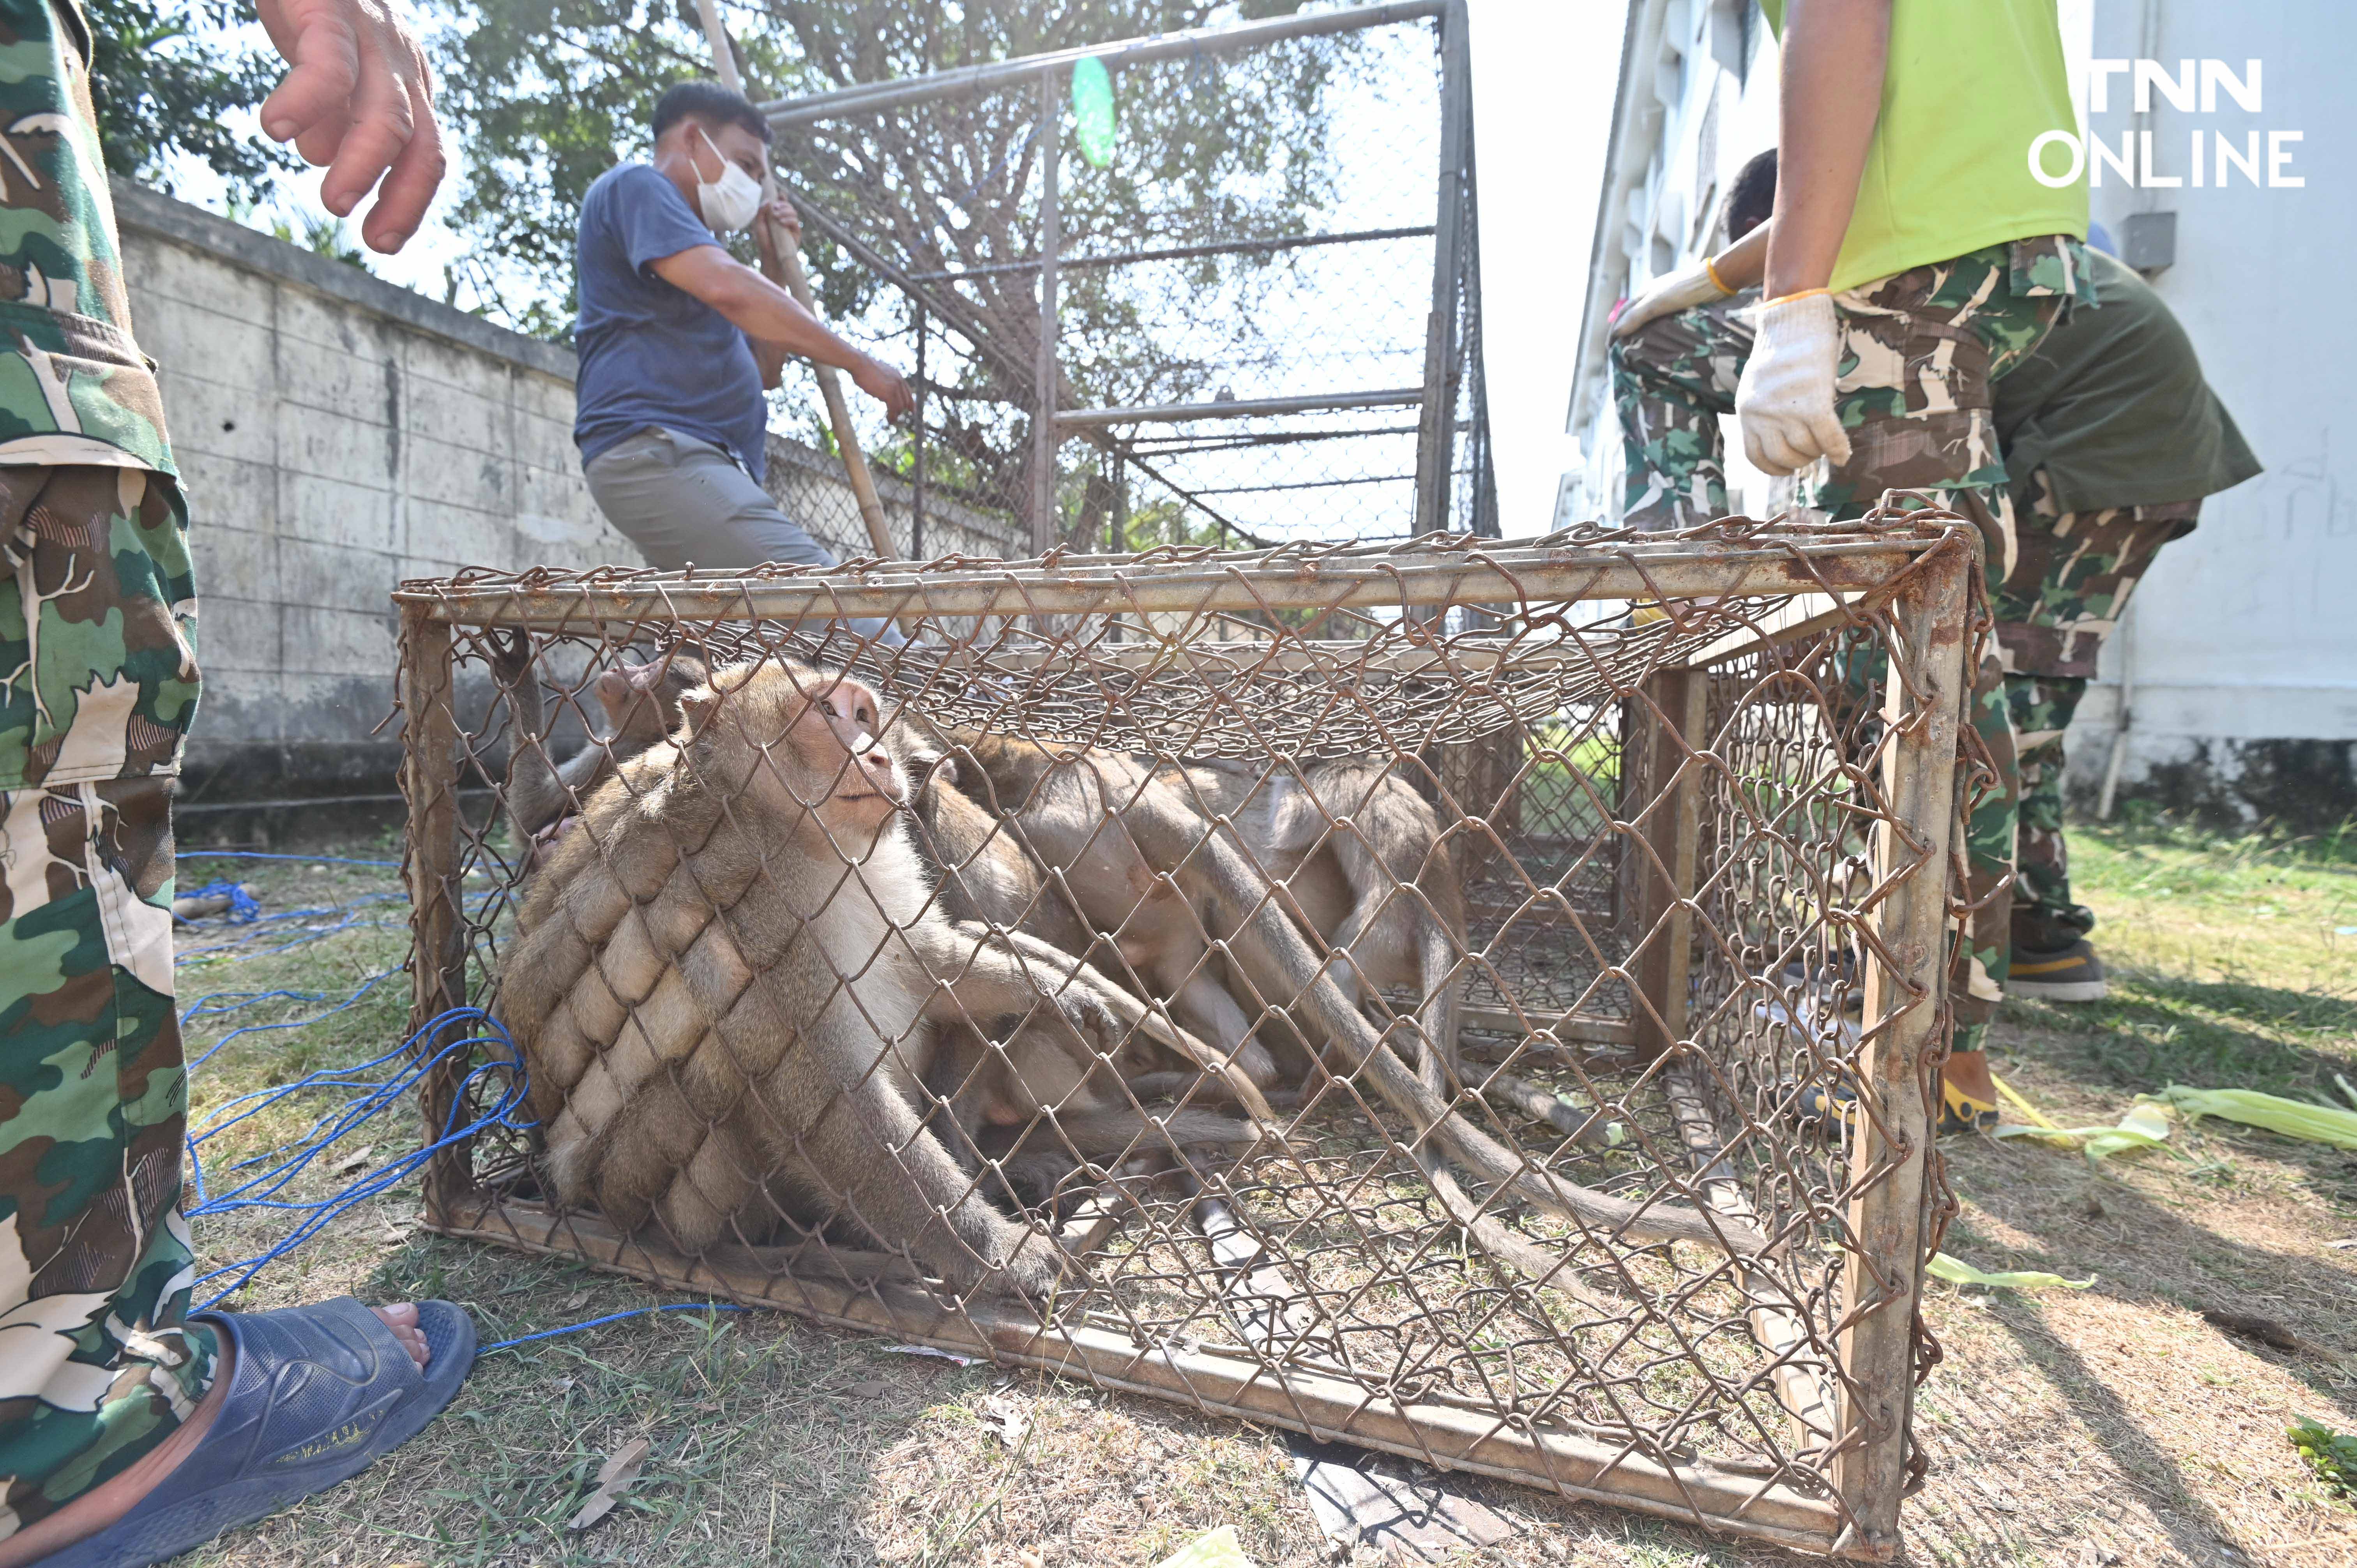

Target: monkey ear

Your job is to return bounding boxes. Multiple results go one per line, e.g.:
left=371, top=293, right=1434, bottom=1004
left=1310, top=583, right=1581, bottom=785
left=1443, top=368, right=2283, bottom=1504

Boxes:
left=910, top=750, right=955, bottom=791
left=678, top=686, right=718, bottom=733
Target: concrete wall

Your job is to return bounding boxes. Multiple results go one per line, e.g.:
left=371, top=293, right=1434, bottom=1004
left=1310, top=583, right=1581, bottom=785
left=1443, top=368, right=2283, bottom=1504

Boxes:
left=117, top=186, right=1018, bottom=826
left=119, top=186, right=628, bottom=813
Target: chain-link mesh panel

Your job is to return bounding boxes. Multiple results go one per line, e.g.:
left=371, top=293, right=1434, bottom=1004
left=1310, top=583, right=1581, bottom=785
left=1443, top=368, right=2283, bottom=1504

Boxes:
left=758, top=5, right=1489, bottom=557
left=394, top=519, right=1974, bottom=1557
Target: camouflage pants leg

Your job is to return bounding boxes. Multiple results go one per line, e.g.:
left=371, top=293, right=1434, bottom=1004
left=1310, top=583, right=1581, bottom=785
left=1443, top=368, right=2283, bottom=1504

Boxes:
left=1804, top=237, right=2093, bottom=1056
left=0, top=467, right=210, bottom=1538
left=1994, top=468, right=2200, bottom=948
left=2006, top=672, right=2090, bottom=945
left=1608, top=295, right=1756, bottom=530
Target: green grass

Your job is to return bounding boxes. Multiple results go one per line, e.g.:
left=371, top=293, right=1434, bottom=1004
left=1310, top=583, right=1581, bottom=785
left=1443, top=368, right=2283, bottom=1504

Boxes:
left=166, top=811, right=2357, bottom=1564
left=1996, top=812, right=2357, bottom=1105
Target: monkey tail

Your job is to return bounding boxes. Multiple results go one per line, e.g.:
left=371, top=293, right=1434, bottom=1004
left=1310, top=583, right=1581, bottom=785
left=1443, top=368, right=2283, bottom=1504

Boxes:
left=1034, top=1105, right=1258, bottom=1161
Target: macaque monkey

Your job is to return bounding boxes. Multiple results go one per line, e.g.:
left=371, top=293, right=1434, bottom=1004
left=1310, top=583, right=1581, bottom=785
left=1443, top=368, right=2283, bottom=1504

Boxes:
left=1165, top=756, right=1466, bottom=1085
left=945, top=733, right=1762, bottom=1254
left=489, top=631, right=707, bottom=864
left=903, top=750, right=1262, bottom=1207
left=926, top=736, right=1280, bottom=1091
left=499, top=658, right=1225, bottom=1293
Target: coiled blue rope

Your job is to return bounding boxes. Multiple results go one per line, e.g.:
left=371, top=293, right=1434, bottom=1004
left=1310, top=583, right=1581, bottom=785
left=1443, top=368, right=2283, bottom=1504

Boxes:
left=178, top=879, right=263, bottom=923
left=187, top=1007, right=532, bottom=1309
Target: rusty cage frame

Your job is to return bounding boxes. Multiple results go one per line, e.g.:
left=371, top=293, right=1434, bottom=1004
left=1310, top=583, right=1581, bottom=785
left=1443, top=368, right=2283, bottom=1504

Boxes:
left=394, top=520, right=1974, bottom=1558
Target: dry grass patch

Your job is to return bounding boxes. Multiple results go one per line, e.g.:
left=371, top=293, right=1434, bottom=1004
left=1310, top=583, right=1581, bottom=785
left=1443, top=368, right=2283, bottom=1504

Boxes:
left=170, top=816, right=2357, bottom=1564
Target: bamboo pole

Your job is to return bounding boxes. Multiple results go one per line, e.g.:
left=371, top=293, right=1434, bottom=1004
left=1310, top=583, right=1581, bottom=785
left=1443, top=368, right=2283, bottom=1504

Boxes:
left=692, top=0, right=896, bottom=561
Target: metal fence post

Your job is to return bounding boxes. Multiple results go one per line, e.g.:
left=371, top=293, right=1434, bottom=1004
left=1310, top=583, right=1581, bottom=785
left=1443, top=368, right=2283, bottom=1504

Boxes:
left=1412, top=0, right=1470, bottom=537
left=1030, top=68, right=1064, bottom=555
left=1834, top=540, right=1970, bottom=1556
left=397, top=605, right=470, bottom=1220
left=912, top=300, right=927, bottom=560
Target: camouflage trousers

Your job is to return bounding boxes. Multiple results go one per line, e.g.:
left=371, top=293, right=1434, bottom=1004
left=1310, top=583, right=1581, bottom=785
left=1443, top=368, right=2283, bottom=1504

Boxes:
left=0, top=466, right=210, bottom=1536
left=1830, top=242, right=2092, bottom=1054
left=1610, top=292, right=1756, bottom=531
left=1998, top=468, right=2200, bottom=950
left=1611, top=240, right=2090, bottom=1054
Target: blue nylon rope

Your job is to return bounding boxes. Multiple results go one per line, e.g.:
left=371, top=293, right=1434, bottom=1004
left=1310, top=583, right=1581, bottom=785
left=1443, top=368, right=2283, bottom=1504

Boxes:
left=174, top=874, right=733, bottom=1348
left=480, top=1303, right=748, bottom=1353
left=178, top=879, right=262, bottom=923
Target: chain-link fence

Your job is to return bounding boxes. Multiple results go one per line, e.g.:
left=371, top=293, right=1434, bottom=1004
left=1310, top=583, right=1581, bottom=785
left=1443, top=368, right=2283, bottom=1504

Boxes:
left=751, top=0, right=1492, bottom=562
left=394, top=516, right=1976, bottom=1556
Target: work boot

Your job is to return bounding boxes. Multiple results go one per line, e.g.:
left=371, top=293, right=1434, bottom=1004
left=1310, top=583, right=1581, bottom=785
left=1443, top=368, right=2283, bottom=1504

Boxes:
left=2006, top=905, right=2109, bottom=1003
left=2005, top=937, right=2109, bottom=1002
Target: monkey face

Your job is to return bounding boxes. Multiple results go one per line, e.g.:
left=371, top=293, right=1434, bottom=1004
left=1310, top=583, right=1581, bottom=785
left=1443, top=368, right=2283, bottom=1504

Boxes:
left=686, top=661, right=906, bottom=840
left=801, top=675, right=905, bottom=828
left=594, top=655, right=709, bottom=743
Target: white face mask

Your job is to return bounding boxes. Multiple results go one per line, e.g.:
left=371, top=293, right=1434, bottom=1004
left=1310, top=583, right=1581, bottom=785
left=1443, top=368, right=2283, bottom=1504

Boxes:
left=691, top=125, right=763, bottom=233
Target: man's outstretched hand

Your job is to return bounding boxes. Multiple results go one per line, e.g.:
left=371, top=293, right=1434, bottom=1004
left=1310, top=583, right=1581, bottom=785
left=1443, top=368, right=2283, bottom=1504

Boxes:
left=253, top=0, right=446, bottom=253
left=852, top=355, right=915, bottom=424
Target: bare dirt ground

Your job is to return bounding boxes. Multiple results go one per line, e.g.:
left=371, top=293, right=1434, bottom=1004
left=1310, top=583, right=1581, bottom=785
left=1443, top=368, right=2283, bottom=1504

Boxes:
left=174, top=814, right=2357, bottom=1566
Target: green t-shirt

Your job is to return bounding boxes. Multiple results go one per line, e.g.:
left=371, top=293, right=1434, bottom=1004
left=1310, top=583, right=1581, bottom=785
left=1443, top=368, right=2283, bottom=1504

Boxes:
left=1761, top=0, right=2088, bottom=292
left=1994, top=249, right=2260, bottom=513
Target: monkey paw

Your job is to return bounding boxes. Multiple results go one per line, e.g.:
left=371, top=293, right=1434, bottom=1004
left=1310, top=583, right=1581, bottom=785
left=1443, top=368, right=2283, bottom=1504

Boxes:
left=990, top=1228, right=1078, bottom=1301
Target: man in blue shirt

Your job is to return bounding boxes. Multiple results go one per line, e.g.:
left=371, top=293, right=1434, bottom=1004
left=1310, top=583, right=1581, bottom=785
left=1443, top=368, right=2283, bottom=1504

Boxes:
left=574, top=80, right=912, bottom=574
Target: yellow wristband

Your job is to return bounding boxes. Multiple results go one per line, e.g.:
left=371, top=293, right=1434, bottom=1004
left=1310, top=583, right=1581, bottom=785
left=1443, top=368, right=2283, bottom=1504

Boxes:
left=1760, top=286, right=1832, bottom=308
left=1703, top=256, right=1734, bottom=296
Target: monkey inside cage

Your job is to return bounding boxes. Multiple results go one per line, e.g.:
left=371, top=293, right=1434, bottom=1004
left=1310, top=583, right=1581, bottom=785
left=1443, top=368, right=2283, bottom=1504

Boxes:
left=393, top=518, right=1977, bottom=1559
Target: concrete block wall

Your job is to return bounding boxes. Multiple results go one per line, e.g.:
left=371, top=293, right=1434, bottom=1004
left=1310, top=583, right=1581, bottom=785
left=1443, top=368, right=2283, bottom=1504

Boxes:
left=117, top=185, right=1018, bottom=828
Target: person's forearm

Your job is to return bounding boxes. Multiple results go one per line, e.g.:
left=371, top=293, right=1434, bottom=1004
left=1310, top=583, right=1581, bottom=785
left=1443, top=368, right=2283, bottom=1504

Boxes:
left=753, top=339, right=790, bottom=390
left=1708, top=222, right=1770, bottom=291
left=705, top=266, right=872, bottom=376
left=1764, top=0, right=1890, bottom=298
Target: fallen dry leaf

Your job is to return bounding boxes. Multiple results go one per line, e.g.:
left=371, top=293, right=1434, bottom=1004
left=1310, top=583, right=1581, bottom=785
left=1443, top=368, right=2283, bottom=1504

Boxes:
left=845, top=1378, right=891, bottom=1400
left=564, top=1289, right=591, bottom=1310
left=330, top=1146, right=374, bottom=1177
left=979, top=1394, right=1030, bottom=1450
left=567, top=1436, right=651, bottom=1531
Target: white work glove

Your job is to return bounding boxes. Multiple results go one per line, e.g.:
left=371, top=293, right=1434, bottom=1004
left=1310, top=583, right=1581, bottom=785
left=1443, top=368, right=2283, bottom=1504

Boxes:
left=1609, top=259, right=1732, bottom=339
left=1734, top=292, right=1852, bottom=476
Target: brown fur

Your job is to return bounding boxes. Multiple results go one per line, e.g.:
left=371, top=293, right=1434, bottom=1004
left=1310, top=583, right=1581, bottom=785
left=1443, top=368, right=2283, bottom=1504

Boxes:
left=493, top=634, right=708, bottom=865
left=903, top=750, right=1258, bottom=1203
left=502, top=659, right=1186, bottom=1293
left=945, top=733, right=1762, bottom=1252
left=933, top=735, right=1281, bottom=1090
left=1166, top=756, right=1467, bottom=1084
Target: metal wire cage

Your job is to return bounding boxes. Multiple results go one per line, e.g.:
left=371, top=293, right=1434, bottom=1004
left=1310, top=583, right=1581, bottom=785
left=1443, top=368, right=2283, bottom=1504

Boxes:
left=753, top=0, right=1494, bottom=562
left=394, top=519, right=1976, bottom=1559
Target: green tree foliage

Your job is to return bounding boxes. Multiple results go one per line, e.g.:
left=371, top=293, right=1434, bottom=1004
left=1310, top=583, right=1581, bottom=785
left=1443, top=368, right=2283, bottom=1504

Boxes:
left=430, top=0, right=1360, bottom=537
left=428, top=1, right=1336, bottom=357
left=86, top=0, right=292, bottom=198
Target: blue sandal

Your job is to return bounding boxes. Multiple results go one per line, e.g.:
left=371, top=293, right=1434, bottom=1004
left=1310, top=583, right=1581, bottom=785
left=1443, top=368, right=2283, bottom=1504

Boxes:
left=48, top=1297, right=475, bottom=1568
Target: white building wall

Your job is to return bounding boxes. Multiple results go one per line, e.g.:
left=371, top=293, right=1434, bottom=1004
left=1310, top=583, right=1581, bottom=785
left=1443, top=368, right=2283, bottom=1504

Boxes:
left=1559, top=0, right=2357, bottom=818
left=2068, top=0, right=2357, bottom=806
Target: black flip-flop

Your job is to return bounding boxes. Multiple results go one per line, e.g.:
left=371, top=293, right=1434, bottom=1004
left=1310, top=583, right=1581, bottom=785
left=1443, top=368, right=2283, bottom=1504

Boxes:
left=47, top=1296, right=475, bottom=1568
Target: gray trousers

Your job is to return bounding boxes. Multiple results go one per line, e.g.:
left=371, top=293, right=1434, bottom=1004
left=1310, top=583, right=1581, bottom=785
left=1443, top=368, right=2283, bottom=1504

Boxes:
left=584, top=425, right=897, bottom=642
